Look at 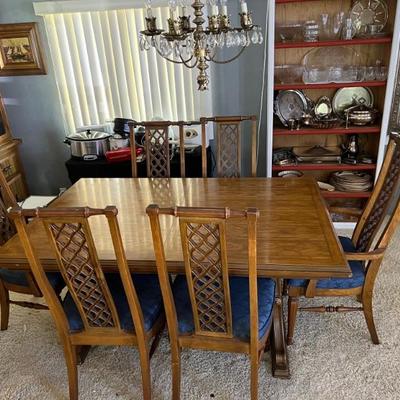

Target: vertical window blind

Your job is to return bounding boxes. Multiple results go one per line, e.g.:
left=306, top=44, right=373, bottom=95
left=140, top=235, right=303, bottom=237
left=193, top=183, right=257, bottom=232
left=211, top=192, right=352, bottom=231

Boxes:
left=42, top=7, right=213, bottom=133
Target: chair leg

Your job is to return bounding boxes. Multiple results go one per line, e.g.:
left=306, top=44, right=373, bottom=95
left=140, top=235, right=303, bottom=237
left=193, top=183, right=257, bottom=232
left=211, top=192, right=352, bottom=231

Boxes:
left=63, top=341, right=78, bottom=400
left=362, top=289, right=380, bottom=345
left=171, top=343, right=181, bottom=400
left=250, top=352, right=259, bottom=400
left=287, top=296, right=299, bottom=345
left=0, top=281, right=10, bottom=331
left=137, top=344, right=152, bottom=400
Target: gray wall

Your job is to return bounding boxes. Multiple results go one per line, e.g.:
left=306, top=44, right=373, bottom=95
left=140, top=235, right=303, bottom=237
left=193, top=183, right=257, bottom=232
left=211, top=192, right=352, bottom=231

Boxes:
left=0, top=0, right=69, bottom=195
left=211, top=0, right=268, bottom=176
left=0, top=0, right=268, bottom=192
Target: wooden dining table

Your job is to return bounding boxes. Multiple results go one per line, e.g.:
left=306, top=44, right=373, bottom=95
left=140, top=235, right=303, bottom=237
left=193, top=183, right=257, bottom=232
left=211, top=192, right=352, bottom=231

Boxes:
left=0, top=177, right=350, bottom=378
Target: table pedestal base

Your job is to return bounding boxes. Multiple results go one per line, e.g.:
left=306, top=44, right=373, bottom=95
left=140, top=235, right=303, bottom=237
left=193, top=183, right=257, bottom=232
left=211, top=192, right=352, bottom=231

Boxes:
left=270, top=280, right=290, bottom=379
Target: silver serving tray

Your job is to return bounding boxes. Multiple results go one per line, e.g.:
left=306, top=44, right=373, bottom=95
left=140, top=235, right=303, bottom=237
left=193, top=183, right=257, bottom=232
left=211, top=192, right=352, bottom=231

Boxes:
left=274, top=90, right=310, bottom=126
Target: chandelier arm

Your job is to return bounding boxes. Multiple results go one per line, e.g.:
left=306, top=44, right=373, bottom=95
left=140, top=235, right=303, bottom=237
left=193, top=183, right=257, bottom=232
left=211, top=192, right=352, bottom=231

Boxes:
left=153, top=46, right=186, bottom=64
left=179, top=55, right=198, bottom=68
left=209, top=46, right=247, bottom=64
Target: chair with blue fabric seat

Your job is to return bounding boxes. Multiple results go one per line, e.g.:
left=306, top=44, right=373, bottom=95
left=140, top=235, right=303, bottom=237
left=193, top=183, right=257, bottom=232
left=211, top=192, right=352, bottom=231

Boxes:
left=0, top=168, right=64, bottom=330
left=147, top=205, right=276, bottom=400
left=10, top=206, right=165, bottom=400
left=286, top=133, right=400, bottom=346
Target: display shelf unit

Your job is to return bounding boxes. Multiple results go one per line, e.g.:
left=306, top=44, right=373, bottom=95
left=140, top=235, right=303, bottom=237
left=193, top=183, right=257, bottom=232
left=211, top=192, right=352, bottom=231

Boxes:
left=275, top=81, right=387, bottom=90
left=275, top=37, right=392, bottom=49
left=272, top=164, right=377, bottom=171
left=274, top=125, right=382, bottom=135
left=269, top=0, right=400, bottom=223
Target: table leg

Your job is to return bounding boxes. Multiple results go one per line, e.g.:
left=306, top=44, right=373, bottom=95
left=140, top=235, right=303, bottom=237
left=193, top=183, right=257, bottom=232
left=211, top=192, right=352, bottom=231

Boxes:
left=270, top=279, right=290, bottom=379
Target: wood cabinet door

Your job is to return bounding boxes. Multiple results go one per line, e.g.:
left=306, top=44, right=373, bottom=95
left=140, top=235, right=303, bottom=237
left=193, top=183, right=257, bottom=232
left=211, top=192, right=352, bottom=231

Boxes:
left=7, top=174, right=28, bottom=202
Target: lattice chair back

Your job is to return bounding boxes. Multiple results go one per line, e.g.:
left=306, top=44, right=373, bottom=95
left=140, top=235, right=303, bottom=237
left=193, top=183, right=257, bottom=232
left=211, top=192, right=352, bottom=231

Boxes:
left=10, top=206, right=147, bottom=337
left=200, top=116, right=257, bottom=178
left=0, top=166, right=18, bottom=244
left=0, top=194, right=16, bottom=246
left=129, top=121, right=172, bottom=178
left=147, top=205, right=259, bottom=340
left=353, top=133, right=400, bottom=253
left=0, top=166, right=17, bottom=210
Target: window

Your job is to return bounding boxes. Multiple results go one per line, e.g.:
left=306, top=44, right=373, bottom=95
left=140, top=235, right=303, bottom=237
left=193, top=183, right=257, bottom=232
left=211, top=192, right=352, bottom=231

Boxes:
left=37, top=2, right=213, bottom=133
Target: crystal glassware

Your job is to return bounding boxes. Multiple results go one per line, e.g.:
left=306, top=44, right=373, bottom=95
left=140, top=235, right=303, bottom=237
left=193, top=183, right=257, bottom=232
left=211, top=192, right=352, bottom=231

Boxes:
left=332, top=11, right=345, bottom=38
left=319, top=13, right=331, bottom=40
left=365, top=66, right=376, bottom=81
left=304, top=20, right=319, bottom=42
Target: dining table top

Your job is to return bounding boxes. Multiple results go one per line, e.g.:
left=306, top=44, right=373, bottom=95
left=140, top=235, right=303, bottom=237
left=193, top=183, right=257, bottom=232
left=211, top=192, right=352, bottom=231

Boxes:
left=0, top=177, right=350, bottom=279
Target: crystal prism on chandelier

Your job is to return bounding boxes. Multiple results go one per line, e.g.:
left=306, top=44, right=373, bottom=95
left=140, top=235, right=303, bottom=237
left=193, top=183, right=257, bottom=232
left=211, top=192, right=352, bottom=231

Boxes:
left=138, top=0, right=263, bottom=90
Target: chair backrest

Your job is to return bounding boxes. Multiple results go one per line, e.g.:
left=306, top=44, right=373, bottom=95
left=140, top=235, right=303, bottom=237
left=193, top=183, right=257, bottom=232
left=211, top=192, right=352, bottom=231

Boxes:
left=0, top=167, right=17, bottom=245
left=129, top=120, right=205, bottom=178
left=10, top=206, right=148, bottom=338
left=129, top=121, right=172, bottom=178
left=147, top=205, right=259, bottom=343
left=353, top=133, right=400, bottom=252
left=200, top=116, right=257, bottom=178
left=0, top=193, right=16, bottom=246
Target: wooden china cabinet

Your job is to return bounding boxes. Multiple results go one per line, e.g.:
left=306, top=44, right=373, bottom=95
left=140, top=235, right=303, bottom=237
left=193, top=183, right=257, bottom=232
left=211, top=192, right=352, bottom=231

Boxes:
left=0, top=94, right=28, bottom=202
left=265, top=0, right=400, bottom=225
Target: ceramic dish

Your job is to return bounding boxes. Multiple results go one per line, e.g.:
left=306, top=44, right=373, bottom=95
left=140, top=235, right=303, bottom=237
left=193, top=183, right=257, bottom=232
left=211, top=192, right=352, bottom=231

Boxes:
left=278, top=170, right=304, bottom=178
left=332, top=87, right=374, bottom=117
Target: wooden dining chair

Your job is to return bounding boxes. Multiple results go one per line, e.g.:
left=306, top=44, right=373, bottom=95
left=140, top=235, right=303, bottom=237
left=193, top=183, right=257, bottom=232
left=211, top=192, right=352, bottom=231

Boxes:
left=286, top=133, right=400, bottom=346
left=200, top=115, right=257, bottom=177
left=128, top=120, right=173, bottom=178
left=0, top=168, right=64, bottom=331
left=146, top=205, right=276, bottom=400
left=10, top=206, right=165, bottom=400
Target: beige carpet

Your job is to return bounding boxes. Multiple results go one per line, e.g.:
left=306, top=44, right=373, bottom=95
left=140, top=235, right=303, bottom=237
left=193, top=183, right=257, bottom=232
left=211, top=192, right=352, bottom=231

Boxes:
left=1, top=229, right=399, bottom=400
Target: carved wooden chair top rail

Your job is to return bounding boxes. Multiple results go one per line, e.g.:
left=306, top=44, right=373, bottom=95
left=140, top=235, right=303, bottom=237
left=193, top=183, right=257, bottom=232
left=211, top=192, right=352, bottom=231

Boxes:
left=286, top=133, right=400, bottom=346
left=146, top=204, right=275, bottom=399
left=9, top=205, right=164, bottom=400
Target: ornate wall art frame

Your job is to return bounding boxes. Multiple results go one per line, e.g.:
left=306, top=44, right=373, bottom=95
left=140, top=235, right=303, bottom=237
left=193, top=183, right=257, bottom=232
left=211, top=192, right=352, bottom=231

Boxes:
left=0, top=22, right=46, bottom=76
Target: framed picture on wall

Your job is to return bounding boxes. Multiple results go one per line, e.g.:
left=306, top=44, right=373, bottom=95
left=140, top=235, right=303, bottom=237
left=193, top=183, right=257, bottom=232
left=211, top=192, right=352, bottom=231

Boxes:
left=0, top=22, right=46, bottom=76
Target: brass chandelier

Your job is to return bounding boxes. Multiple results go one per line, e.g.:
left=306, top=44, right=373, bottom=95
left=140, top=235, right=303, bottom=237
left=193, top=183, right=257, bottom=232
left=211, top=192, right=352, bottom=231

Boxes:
left=138, top=0, right=263, bottom=90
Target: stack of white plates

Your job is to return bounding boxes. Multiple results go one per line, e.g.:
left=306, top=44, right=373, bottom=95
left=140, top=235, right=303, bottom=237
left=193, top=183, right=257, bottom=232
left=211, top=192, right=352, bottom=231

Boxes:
left=330, top=171, right=373, bottom=192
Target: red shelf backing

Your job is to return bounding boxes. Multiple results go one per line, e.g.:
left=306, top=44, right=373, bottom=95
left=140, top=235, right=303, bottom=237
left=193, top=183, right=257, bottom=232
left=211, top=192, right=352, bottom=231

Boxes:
left=276, top=0, right=326, bottom=3
left=274, top=126, right=381, bottom=136
left=272, top=164, right=377, bottom=171
left=321, top=191, right=372, bottom=199
left=275, top=37, right=392, bottom=49
left=274, top=81, right=386, bottom=90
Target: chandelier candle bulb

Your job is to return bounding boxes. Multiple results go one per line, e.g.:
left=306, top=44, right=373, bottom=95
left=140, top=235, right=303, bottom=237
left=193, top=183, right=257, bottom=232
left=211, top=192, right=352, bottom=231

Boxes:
left=240, top=0, right=248, bottom=14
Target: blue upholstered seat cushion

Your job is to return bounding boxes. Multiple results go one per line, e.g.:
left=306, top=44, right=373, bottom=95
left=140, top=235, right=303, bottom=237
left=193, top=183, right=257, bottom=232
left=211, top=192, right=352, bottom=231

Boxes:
left=63, top=273, right=163, bottom=333
left=0, top=269, right=64, bottom=293
left=172, top=275, right=276, bottom=341
left=288, top=236, right=365, bottom=290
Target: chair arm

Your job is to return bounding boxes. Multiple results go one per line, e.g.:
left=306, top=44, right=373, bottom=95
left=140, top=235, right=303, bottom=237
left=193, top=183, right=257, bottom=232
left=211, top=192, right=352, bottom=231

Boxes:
left=345, top=248, right=385, bottom=261
left=329, top=206, right=363, bottom=218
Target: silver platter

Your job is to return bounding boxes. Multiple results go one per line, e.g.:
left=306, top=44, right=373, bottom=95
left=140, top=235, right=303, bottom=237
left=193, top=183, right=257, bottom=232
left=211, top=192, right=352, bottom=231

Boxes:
left=274, top=90, right=310, bottom=126
left=332, top=87, right=374, bottom=118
